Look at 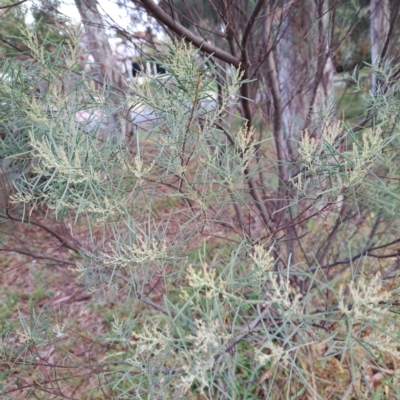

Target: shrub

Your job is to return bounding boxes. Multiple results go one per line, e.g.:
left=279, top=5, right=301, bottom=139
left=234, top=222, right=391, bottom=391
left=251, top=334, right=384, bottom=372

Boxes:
left=0, top=25, right=400, bottom=399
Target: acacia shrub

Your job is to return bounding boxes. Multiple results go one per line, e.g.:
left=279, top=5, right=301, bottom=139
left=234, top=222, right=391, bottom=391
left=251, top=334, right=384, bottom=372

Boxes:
left=0, top=26, right=400, bottom=399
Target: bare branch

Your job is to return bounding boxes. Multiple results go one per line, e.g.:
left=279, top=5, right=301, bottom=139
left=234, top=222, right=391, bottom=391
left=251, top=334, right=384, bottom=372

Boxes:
left=136, top=0, right=240, bottom=66
left=0, top=0, right=27, bottom=10
left=241, top=0, right=266, bottom=52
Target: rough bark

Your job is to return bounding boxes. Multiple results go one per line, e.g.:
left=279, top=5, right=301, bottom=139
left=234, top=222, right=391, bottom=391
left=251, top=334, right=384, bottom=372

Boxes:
left=75, top=0, right=130, bottom=138
left=74, top=0, right=124, bottom=89
left=276, top=0, right=335, bottom=144
left=370, top=0, right=390, bottom=92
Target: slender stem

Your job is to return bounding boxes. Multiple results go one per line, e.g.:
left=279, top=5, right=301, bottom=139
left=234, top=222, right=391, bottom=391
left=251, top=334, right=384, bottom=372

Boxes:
left=137, top=0, right=240, bottom=66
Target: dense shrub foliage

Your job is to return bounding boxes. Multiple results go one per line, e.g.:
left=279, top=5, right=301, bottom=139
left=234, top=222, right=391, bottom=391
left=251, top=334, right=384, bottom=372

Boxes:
left=1, top=25, right=400, bottom=399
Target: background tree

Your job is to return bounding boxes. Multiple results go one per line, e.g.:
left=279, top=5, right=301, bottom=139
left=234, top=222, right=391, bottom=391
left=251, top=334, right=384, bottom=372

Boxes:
left=74, top=0, right=125, bottom=88
left=370, top=0, right=390, bottom=92
left=0, top=0, right=67, bottom=57
left=0, top=0, right=29, bottom=56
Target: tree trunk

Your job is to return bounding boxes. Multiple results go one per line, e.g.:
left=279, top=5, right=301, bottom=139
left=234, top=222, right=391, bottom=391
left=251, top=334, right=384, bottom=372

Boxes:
left=370, top=0, right=390, bottom=92
left=74, top=0, right=124, bottom=88
left=276, top=0, right=335, bottom=144
left=74, top=0, right=129, bottom=138
left=272, top=0, right=335, bottom=274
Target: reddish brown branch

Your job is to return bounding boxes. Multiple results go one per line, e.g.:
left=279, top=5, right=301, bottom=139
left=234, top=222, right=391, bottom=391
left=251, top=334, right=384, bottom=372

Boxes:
left=137, top=0, right=240, bottom=66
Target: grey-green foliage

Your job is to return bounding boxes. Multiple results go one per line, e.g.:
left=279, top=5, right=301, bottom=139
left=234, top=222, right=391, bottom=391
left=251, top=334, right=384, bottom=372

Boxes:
left=0, top=25, right=400, bottom=399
